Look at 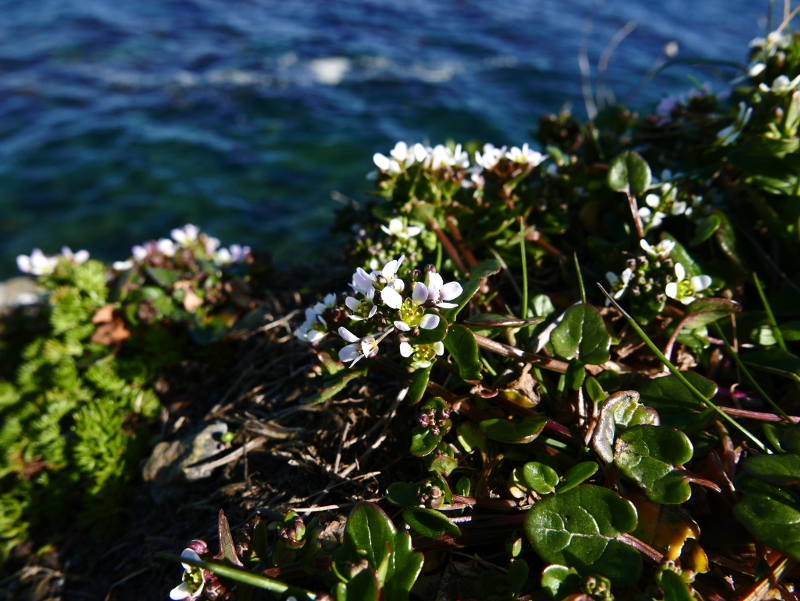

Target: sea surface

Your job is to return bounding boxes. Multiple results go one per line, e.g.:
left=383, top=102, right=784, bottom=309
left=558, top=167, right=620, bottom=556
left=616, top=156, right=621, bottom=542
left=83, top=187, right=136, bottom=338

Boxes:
left=0, top=0, right=769, bottom=277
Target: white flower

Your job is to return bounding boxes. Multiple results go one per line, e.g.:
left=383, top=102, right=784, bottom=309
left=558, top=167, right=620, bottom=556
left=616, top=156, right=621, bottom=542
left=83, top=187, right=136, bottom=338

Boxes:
left=215, top=248, right=232, bottom=264
left=422, top=271, right=463, bottom=308
left=639, top=238, right=675, bottom=260
left=60, top=246, right=90, bottom=264
left=338, top=327, right=380, bottom=366
left=169, top=548, right=206, bottom=600
left=345, top=288, right=378, bottom=321
left=474, top=143, right=507, bottom=170
left=413, top=143, right=430, bottom=163
left=381, top=218, right=422, bottom=239
left=296, top=307, right=328, bottom=343
left=171, top=224, right=200, bottom=247
left=389, top=141, right=415, bottom=168
left=313, top=292, right=338, bottom=314
left=229, top=244, right=251, bottom=263
left=112, top=260, right=134, bottom=271
left=748, top=62, right=766, bottom=77
left=132, top=245, right=149, bottom=261
left=505, top=143, right=546, bottom=167
left=349, top=256, right=406, bottom=308
left=759, top=74, right=800, bottom=93
left=393, top=282, right=441, bottom=332
left=399, top=341, right=445, bottom=369
left=157, top=238, right=177, bottom=257
left=606, top=268, right=633, bottom=300
left=428, top=144, right=469, bottom=170
left=203, top=235, right=221, bottom=255
left=16, top=249, right=58, bottom=276
left=665, top=263, right=712, bottom=305
left=373, top=152, right=402, bottom=174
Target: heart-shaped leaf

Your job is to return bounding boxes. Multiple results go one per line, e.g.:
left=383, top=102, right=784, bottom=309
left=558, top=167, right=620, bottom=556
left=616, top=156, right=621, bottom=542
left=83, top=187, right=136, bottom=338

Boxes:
left=522, top=461, right=560, bottom=495
left=613, top=425, right=694, bottom=504
left=550, top=304, right=611, bottom=365
left=443, top=324, right=483, bottom=381
left=464, top=313, right=544, bottom=328
left=555, top=462, right=599, bottom=493
left=402, top=507, right=461, bottom=538
left=524, top=485, right=642, bottom=587
left=593, top=391, right=660, bottom=463
left=608, top=151, right=652, bottom=196
left=480, top=414, right=548, bottom=444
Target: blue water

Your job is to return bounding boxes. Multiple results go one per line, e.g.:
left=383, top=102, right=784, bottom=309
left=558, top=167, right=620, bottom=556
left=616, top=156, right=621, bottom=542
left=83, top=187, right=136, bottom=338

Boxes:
left=0, top=0, right=767, bottom=277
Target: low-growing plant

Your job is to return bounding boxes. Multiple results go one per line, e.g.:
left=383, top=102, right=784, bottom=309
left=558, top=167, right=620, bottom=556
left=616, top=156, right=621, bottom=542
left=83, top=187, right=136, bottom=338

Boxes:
left=162, top=24, right=800, bottom=601
left=0, top=226, right=268, bottom=564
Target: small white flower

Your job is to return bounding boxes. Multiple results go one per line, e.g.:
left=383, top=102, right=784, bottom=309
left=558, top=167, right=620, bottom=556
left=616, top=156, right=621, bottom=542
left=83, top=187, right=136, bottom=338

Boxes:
left=759, top=74, right=800, bottom=93
left=169, top=548, right=206, bottom=600
left=399, top=340, right=445, bottom=369
left=423, top=271, right=463, bottom=309
left=606, top=268, right=633, bottom=300
left=349, top=256, right=406, bottom=308
left=717, top=102, right=753, bottom=146
left=60, top=246, right=90, bottom=264
left=413, top=143, right=430, bottom=164
left=132, top=245, right=149, bottom=261
left=393, top=282, right=441, bottom=332
left=389, top=141, right=415, bottom=168
left=171, top=224, right=200, bottom=247
left=381, top=218, right=422, bottom=239
left=16, top=249, right=58, bottom=276
left=346, top=288, right=378, bottom=321
left=665, top=263, right=712, bottom=305
left=428, top=144, right=469, bottom=169
left=112, top=260, right=134, bottom=271
left=313, top=292, right=338, bottom=314
left=373, top=152, right=402, bottom=174
left=204, top=235, right=221, bottom=255
left=640, top=238, right=675, bottom=260
left=215, top=248, right=233, bottom=264
left=296, top=307, right=328, bottom=343
left=748, top=62, right=766, bottom=77
left=157, top=238, right=177, bottom=257
left=505, top=143, right=546, bottom=167
left=474, top=143, right=507, bottom=170
left=338, top=327, right=380, bottom=366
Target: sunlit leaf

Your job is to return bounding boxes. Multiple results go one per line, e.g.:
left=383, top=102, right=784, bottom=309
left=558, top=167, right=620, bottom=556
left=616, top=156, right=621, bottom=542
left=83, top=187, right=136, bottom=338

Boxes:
left=522, top=461, right=560, bottom=495
left=689, top=214, right=721, bottom=247
left=734, top=472, right=800, bottom=561
left=680, top=298, right=741, bottom=330
left=541, top=564, right=582, bottom=600
left=614, top=425, right=694, bottom=504
left=608, top=151, right=652, bottom=196
left=407, top=364, right=431, bottom=405
left=550, top=303, right=611, bottom=365
left=632, top=371, right=717, bottom=429
left=402, top=507, right=461, bottom=538
left=744, top=453, right=800, bottom=486
left=443, top=324, right=483, bottom=381
left=659, top=569, right=695, bottom=601
left=555, top=462, right=598, bottom=493
left=524, top=485, right=642, bottom=587
left=304, top=368, right=368, bottom=406
left=480, top=414, right=548, bottom=444
left=441, top=278, right=481, bottom=321
left=593, top=390, right=660, bottom=463
left=625, top=492, right=700, bottom=561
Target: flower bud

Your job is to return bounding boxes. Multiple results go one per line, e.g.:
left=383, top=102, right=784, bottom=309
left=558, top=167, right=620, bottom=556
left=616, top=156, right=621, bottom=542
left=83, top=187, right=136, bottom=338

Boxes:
left=187, top=539, right=209, bottom=555
left=409, top=269, right=421, bottom=281
left=418, top=414, right=430, bottom=428
left=425, top=264, right=437, bottom=274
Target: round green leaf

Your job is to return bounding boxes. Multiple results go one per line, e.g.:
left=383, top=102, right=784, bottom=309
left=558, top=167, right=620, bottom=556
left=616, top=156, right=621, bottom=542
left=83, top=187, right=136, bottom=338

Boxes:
left=402, top=507, right=461, bottom=538
left=614, top=425, right=694, bottom=504
left=550, top=304, right=611, bottom=365
left=541, top=564, right=582, bottom=600
left=608, top=151, right=652, bottom=196
left=743, top=453, right=800, bottom=485
left=524, top=485, right=642, bottom=587
left=522, top=462, right=560, bottom=495
left=555, top=462, right=598, bottom=493
left=480, top=414, right=548, bottom=444
left=593, top=390, right=659, bottom=463
left=410, top=426, right=442, bottom=457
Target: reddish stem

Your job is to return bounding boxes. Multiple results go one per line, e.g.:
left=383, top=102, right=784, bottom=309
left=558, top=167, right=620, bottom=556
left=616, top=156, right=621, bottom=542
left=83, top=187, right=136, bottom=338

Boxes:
left=445, top=214, right=479, bottom=268
left=427, top=217, right=469, bottom=276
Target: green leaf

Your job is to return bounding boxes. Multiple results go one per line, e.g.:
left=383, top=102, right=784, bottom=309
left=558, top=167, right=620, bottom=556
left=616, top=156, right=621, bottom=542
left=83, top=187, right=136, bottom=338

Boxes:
left=614, top=425, right=694, bottom=504
left=337, top=569, right=380, bottom=601
left=608, top=151, right=652, bottom=196
left=565, top=360, right=585, bottom=391
left=550, top=304, right=611, bottom=365
left=632, top=371, right=717, bottom=429
left=470, top=259, right=502, bottom=279
left=402, top=507, right=461, bottom=538
left=734, top=482, right=800, bottom=561
left=507, top=560, right=529, bottom=591
left=411, top=426, right=442, bottom=457
left=463, top=313, right=544, bottom=328
left=660, top=569, right=695, bottom=601
left=457, top=421, right=488, bottom=454
left=333, top=501, right=395, bottom=576
left=145, top=267, right=181, bottom=287
left=555, top=462, right=598, bottom=493
left=593, top=391, right=660, bottom=463
left=781, top=424, right=800, bottom=454
left=681, top=298, right=741, bottom=330
left=441, top=278, right=481, bottom=321
left=443, top=324, right=483, bottom=381
left=480, top=415, right=548, bottom=444
left=304, top=368, right=368, bottom=406
left=522, top=462, right=560, bottom=495
left=218, top=510, right=243, bottom=566
left=689, top=214, right=721, bottom=247
left=407, top=365, right=431, bottom=405
left=541, top=564, right=582, bottom=600
left=524, top=485, right=642, bottom=587
left=584, top=376, right=608, bottom=404
left=744, top=453, right=800, bottom=485
left=386, top=482, right=420, bottom=508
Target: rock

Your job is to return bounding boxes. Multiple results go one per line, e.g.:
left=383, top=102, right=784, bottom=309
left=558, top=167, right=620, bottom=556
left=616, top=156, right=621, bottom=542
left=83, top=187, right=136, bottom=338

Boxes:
left=142, top=422, right=229, bottom=501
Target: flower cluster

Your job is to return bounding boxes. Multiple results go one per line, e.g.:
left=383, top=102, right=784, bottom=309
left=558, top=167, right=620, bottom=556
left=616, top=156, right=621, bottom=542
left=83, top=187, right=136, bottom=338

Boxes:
left=17, top=246, right=90, bottom=276
left=296, top=257, right=462, bottom=370
left=112, top=224, right=252, bottom=272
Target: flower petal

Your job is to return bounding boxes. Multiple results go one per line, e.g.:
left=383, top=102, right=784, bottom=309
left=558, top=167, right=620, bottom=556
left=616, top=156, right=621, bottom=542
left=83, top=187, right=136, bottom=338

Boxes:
left=674, top=263, right=686, bottom=281
left=439, top=282, right=463, bottom=301
left=691, top=275, right=712, bottom=292
left=412, top=282, right=428, bottom=304
left=419, top=314, right=440, bottom=330
left=665, top=282, right=679, bottom=299
left=394, top=321, right=411, bottom=331
left=339, top=343, right=360, bottom=363
left=345, top=297, right=360, bottom=312
left=433, top=341, right=445, bottom=355
left=400, top=342, right=414, bottom=357
left=338, top=327, right=360, bottom=343
left=381, top=287, right=403, bottom=309
left=170, top=582, right=194, bottom=600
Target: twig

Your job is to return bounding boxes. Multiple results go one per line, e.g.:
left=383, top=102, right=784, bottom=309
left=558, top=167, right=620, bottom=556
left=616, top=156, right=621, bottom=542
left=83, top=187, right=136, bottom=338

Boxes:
left=186, top=437, right=269, bottom=472
left=445, top=214, right=478, bottom=268
left=256, top=309, right=300, bottom=333
left=427, top=218, right=468, bottom=275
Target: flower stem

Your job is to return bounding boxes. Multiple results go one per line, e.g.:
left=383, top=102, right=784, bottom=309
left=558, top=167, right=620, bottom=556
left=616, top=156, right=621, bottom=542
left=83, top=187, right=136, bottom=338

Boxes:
left=520, top=217, right=529, bottom=317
